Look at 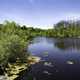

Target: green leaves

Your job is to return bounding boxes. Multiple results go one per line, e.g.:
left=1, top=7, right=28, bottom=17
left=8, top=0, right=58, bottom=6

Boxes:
left=0, top=21, right=29, bottom=65
left=0, top=20, right=80, bottom=66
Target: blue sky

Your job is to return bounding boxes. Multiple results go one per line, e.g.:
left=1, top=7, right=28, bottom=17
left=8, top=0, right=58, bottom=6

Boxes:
left=0, top=0, right=80, bottom=29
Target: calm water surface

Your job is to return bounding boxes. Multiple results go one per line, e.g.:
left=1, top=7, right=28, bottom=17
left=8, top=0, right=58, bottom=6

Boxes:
left=21, top=37, right=80, bottom=80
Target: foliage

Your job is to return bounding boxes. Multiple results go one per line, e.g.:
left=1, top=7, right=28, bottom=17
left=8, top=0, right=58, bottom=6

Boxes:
left=0, top=21, right=29, bottom=66
left=0, top=20, right=80, bottom=66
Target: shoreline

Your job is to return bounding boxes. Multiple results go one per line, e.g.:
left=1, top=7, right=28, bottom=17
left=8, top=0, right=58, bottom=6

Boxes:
left=2, top=56, right=41, bottom=80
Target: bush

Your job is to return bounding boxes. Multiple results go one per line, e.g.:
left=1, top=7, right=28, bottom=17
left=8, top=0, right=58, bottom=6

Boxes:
left=0, top=21, right=30, bottom=66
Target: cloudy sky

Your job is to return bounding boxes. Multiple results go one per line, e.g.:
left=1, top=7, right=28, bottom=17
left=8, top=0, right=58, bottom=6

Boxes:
left=0, top=0, right=80, bottom=29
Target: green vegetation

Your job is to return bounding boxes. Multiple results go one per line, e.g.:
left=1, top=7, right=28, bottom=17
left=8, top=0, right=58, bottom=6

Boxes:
left=0, top=21, right=43, bottom=65
left=46, top=20, right=80, bottom=38
left=0, top=21, right=29, bottom=66
left=0, top=20, right=80, bottom=65
left=0, top=20, right=80, bottom=79
left=0, top=21, right=42, bottom=79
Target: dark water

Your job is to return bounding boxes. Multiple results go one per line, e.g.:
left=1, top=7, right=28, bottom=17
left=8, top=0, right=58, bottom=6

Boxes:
left=21, top=37, right=80, bottom=80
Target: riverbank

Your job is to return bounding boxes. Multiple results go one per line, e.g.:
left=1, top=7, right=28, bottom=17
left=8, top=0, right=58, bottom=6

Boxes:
left=6, top=63, right=28, bottom=80
left=2, top=56, right=41, bottom=80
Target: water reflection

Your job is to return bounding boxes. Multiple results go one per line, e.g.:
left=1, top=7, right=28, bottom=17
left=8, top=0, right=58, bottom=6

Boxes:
left=55, top=38, right=80, bottom=51
left=28, top=37, right=80, bottom=54
left=21, top=37, right=80, bottom=80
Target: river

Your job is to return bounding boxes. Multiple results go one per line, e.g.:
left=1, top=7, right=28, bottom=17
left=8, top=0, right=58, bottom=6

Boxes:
left=20, top=37, right=80, bottom=80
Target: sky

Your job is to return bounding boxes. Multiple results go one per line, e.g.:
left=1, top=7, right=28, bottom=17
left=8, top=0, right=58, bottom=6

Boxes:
left=0, top=0, right=80, bottom=29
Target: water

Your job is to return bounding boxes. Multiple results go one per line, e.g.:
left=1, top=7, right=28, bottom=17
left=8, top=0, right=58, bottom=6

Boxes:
left=21, top=37, right=80, bottom=80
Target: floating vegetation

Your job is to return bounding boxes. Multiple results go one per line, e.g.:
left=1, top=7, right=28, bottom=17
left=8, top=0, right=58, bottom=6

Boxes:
left=5, top=56, right=40, bottom=80
left=27, top=56, right=41, bottom=64
left=66, top=60, right=74, bottom=65
left=6, top=63, right=28, bottom=80
left=44, top=62, right=53, bottom=67
left=0, top=75, right=7, bottom=80
left=43, top=70, right=51, bottom=75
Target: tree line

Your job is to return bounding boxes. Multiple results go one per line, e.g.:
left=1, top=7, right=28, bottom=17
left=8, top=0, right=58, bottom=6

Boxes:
left=0, top=20, right=80, bottom=67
